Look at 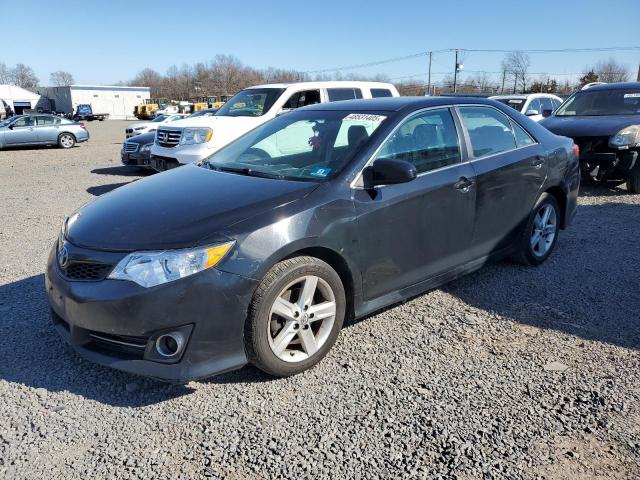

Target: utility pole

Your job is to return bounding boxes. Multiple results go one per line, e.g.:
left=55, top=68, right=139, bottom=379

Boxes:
left=427, top=51, right=432, bottom=96
left=637, top=63, right=640, bottom=82
left=513, top=73, right=517, bottom=94
left=453, top=50, right=459, bottom=93
left=501, top=70, right=506, bottom=94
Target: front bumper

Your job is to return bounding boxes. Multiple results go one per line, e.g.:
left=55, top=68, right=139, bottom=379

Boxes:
left=121, top=150, right=152, bottom=168
left=45, top=243, right=258, bottom=382
left=580, top=149, right=638, bottom=177
left=150, top=142, right=216, bottom=165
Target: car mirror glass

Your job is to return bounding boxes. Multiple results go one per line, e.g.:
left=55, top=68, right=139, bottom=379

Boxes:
left=525, top=109, right=539, bottom=116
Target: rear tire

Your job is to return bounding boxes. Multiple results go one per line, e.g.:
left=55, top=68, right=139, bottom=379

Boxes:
left=245, top=256, right=346, bottom=377
left=626, top=166, right=640, bottom=194
left=58, top=133, right=75, bottom=149
left=512, top=193, right=560, bottom=266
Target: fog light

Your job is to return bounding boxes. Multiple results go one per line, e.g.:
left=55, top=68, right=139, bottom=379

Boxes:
left=155, top=333, right=184, bottom=357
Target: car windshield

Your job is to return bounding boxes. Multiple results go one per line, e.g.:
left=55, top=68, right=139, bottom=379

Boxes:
left=152, top=115, right=169, bottom=122
left=556, top=89, right=640, bottom=116
left=215, top=88, right=285, bottom=117
left=0, top=116, right=19, bottom=126
left=494, top=98, right=526, bottom=112
left=201, top=110, right=389, bottom=181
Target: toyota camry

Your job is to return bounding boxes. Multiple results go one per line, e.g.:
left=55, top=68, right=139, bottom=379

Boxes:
left=46, top=97, right=579, bottom=382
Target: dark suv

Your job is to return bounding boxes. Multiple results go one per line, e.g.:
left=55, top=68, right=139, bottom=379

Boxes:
left=540, top=82, right=640, bottom=193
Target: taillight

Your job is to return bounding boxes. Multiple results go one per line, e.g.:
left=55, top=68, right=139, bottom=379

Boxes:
left=572, top=144, right=579, bottom=159
left=80, top=124, right=86, bottom=129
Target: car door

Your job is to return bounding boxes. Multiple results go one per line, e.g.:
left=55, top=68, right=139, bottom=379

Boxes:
left=35, top=116, right=60, bottom=144
left=4, top=116, right=38, bottom=145
left=457, top=105, right=546, bottom=259
left=353, top=107, right=476, bottom=301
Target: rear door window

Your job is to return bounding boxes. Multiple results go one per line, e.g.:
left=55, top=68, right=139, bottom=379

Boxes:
left=327, top=88, right=363, bottom=102
left=459, top=106, right=517, bottom=158
left=36, top=116, right=59, bottom=126
left=371, top=88, right=393, bottom=98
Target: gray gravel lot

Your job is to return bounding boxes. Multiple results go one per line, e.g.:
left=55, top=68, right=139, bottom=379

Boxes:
left=0, top=120, right=639, bottom=479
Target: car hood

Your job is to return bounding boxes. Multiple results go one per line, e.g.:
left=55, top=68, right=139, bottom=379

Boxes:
left=124, top=132, right=155, bottom=145
left=540, top=115, right=640, bottom=138
left=128, top=122, right=152, bottom=130
left=67, top=164, right=319, bottom=251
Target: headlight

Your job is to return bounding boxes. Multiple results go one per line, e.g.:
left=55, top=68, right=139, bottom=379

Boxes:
left=180, top=127, right=213, bottom=145
left=141, top=143, right=152, bottom=152
left=610, top=125, right=640, bottom=148
left=108, top=241, right=234, bottom=288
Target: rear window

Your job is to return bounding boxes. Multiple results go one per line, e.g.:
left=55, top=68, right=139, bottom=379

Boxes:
left=371, top=88, right=393, bottom=98
left=327, top=88, right=363, bottom=102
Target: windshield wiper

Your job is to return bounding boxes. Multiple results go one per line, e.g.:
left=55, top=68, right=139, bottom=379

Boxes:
left=207, top=163, right=285, bottom=180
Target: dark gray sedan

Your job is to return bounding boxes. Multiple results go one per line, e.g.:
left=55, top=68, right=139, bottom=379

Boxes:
left=0, top=114, right=89, bottom=149
left=46, top=97, right=579, bottom=382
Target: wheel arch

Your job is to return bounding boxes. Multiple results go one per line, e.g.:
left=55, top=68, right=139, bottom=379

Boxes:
left=58, top=131, right=77, bottom=142
left=543, top=185, right=568, bottom=228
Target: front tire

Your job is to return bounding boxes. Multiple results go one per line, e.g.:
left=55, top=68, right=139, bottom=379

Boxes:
left=58, top=133, right=76, bottom=149
left=245, top=256, right=346, bottom=377
left=627, top=166, right=640, bottom=194
left=512, top=193, right=560, bottom=266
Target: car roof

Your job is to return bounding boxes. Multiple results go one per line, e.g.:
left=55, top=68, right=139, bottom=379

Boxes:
left=246, top=81, right=396, bottom=90
left=490, top=93, right=560, bottom=99
left=301, top=96, right=502, bottom=112
left=583, top=81, right=640, bottom=91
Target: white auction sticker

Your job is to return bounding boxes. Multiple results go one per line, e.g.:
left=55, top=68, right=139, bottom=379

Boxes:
left=344, top=113, right=387, bottom=122
left=623, top=93, right=640, bottom=98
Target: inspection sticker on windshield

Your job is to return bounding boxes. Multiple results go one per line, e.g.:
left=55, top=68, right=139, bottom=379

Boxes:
left=310, top=167, right=331, bottom=177
left=344, top=113, right=387, bottom=122
left=624, top=93, right=640, bottom=98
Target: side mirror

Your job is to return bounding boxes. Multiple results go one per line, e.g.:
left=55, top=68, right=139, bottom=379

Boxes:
left=363, top=158, right=417, bottom=188
left=542, top=109, right=553, bottom=118
left=525, top=109, right=540, bottom=116
left=7, top=123, right=14, bottom=129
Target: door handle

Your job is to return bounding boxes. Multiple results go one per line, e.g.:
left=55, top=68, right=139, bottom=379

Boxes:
left=454, top=176, right=474, bottom=192
left=532, top=155, right=545, bottom=168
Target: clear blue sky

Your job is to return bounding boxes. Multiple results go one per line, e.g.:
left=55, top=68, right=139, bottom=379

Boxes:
left=3, top=0, right=639, bottom=85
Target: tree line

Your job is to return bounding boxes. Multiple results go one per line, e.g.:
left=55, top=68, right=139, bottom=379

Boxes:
left=0, top=62, right=76, bottom=89
left=1, top=54, right=634, bottom=99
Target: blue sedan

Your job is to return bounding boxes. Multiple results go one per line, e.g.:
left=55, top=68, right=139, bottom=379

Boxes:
left=0, top=114, right=89, bottom=149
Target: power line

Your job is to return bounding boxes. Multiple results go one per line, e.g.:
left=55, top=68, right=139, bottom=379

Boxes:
left=305, top=46, right=640, bottom=74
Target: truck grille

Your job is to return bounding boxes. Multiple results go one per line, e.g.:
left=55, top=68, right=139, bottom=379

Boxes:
left=123, top=142, right=139, bottom=153
left=156, top=128, right=182, bottom=148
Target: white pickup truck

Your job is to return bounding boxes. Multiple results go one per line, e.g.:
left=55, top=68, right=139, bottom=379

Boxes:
left=149, top=81, right=399, bottom=170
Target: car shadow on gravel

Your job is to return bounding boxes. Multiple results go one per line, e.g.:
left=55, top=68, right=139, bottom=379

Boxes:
left=87, top=182, right=137, bottom=196
left=91, top=166, right=152, bottom=177
left=0, top=274, right=194, bottom=406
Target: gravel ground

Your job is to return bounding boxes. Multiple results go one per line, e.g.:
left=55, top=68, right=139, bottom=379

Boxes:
left=0, top=121, right=638, bottom=479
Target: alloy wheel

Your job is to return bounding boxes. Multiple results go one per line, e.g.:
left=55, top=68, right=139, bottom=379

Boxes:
left=530, top=204, right=557, bottom=257
left=268, top=275, right=336, bottom=363
left=60, top=134, right=74, bottom=148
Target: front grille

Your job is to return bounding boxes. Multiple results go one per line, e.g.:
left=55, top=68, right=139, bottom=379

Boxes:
left=61, top=261, right=113, bottom=281
left=573, top=136, right=610, bottom=155
left=88, top=331, right=148, bottom=359
left=156, top=128, right=182, bottom=148
left=124, top=142, right=139, bottom=153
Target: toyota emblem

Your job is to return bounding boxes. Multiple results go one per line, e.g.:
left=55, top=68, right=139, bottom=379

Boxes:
left=58, top=247, right=69, bottom=268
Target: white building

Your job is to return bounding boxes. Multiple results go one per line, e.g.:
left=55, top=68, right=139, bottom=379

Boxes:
left=36, top=85, right=150, bottom=120
left=0, top=84, right=44, bottom=115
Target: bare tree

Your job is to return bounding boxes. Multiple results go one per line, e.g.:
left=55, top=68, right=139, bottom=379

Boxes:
left=473, top=72, right=494, bottom=93
left=49, top=70, right=75, bottom=86
left=503, top=52, right=531, bottom=93
left=593, top=58, right=629, bottom=83
left=0, top=62, right=13, bottom=84
left=11, top=64, right=39, bottom=90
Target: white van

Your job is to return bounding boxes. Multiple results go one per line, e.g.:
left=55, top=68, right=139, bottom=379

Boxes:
left=150, top=81, right=399, bottom=169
